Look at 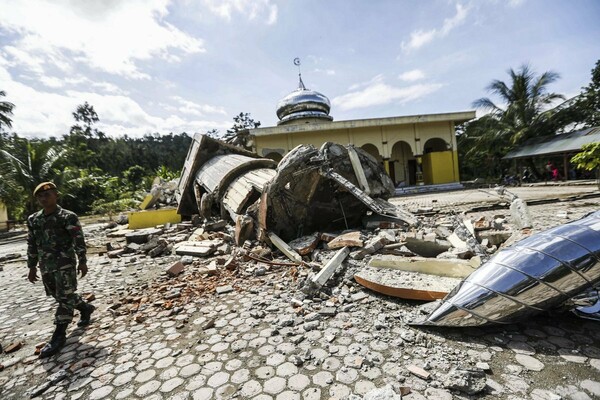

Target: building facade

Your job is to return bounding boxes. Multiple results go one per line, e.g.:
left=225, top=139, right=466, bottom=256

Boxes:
left=249, top=76, right=475, bottom=186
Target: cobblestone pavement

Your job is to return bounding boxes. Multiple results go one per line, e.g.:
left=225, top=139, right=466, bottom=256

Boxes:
left=1, top=188, right=600, bottom=399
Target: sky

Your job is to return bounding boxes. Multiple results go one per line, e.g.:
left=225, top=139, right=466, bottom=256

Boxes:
left=0, top=0, right=599, bottom=138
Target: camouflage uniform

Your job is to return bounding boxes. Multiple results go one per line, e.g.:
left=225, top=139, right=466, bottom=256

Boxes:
left=27, top=206, right=87, bottom=325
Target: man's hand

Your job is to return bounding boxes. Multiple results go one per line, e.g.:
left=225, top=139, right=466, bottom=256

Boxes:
left=28, top=267, right=39, bottom=283
left=78, top=263, right=88, bottom=278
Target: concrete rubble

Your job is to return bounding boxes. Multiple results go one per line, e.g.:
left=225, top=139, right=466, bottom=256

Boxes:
left=140, top=177, right=180, bottom=210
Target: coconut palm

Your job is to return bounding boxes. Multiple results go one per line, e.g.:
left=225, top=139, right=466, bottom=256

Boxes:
left=1, top=138, right=64, bottom=214
left=0, top=90, right=15, bottom=131
left=473, top=65, right=567, bottom=146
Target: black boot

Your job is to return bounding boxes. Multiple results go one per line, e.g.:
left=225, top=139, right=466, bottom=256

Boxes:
left=77, top=303, right=96, bottom=327
left=39, top=323, right=68, bottom=358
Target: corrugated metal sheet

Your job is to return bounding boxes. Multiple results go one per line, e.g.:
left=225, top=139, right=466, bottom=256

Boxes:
left=503, top=127, right=600, bottom=159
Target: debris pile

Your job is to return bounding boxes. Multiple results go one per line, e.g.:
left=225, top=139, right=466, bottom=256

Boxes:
left=140, top=177, right=179, bottom=210
left=98, top=134, right=599, bottom=332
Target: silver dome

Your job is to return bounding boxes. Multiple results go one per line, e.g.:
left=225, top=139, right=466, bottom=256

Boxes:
left=276, top=77, right=333, bottom=125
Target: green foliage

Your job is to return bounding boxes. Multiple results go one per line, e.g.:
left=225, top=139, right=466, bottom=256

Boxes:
left=571, top=142, right=600, bottom=171
left=227, top=112, right=261, bottom=134
left=155, top=165, right=180, bottom=181
left=0, top=138, right=64, bottom=215
left=92, top=198, right=138, bottom=219
left=0, top=101, right=197, bottom=220
left=571, top=142, right=600, bottom=189
left=123, top=165, right=147, bottom=191
left=55, top=168, right=110, bottom=214
left=223, top=112, right=261, bottom=149
left=574, top=60, right=600, bottom=128
left=0, top=90, right=15, bottom=132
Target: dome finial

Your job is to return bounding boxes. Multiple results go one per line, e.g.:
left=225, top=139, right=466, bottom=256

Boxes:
left=275, top=58, right=333, bottom=125
left=294, top=57, right=305, bottom=90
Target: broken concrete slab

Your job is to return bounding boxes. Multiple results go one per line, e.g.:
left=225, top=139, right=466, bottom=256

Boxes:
left=303, top=246, right=350, bottom=294
left=289, top=233, right=321, bottom=256
left=347, top=144, right=371, bottom=195
left=267, top=232, right=303, bottom=263
left=234, top=214, right=254, bottom=246
left=509, top=197, right=533, bottom=229
left=204, top=219, right=227, bottom=232
left=216, top=285, right=234, bottom=295
left=175, top=245, right=216, bottom=257
left=407, top=364, right=431, bottom=380
left=362, top=384, right=402, bottom=400
left=349, top=235, right=388, bottom=260
left=354, top=266, right=462, bottom=301
left=442, top=368, right=487, bottom=395
left=368, top=255, right=479, bottom=278
left=404, top=236, right=450, bottom=258
left=125, top=228, right=163, bottom=244
left=314, top=246, right=350, bottom=286
left=327, top=231, right=363, bottom=249
left=166, top=261, right=184, bottom=277
left=447, top=232, right=467, bottom=249
left=476, top=230, right=512, bottom=246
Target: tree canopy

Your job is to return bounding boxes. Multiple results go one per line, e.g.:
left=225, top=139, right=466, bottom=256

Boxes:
left=0, top=102, right=259, bottom=220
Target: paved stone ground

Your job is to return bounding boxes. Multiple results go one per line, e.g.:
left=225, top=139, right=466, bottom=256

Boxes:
left=1, top=187, right=600, bottom=399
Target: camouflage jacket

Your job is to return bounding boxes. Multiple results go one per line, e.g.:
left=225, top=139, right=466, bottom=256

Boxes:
left=27, top=206, right=87, bottom=270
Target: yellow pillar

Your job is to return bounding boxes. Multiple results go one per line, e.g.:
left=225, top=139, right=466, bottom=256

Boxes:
left=383, top=159, right=390, bottom=174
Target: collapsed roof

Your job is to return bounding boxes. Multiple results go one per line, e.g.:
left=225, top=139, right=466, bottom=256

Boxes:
left=176, top=134, right=416, bottom=241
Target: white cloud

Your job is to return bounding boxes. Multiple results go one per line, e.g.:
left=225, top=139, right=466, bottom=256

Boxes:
left=313, top=68, right=336, bottom=76
left=39, top=76, right=65, bottom=89
left=0, top=0, right=204, bottom=79
left=508, top=0, right=525, bottom=7
left=199, top=0, right=278, bottom=25
left=401, top=3, right=469, bottom=52
left=0, top=66, right=229, bottom=138
left=333, top=76, right=443, bottom=111
left=348, top=74, right=385, bottom=91
left=170, top=96, right=227, bottom=116
left=398, top=69, right=425, bottom=82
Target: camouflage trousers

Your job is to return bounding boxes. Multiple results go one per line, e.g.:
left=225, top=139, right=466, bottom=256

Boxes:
left=41, top=263, right=86, bottom=325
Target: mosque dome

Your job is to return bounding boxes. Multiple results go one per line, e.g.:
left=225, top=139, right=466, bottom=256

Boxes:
left=276, top=76, right=333, bottom=125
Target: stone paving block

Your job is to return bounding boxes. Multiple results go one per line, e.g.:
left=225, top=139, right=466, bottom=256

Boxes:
left=264, top=376, right=286, bottom=394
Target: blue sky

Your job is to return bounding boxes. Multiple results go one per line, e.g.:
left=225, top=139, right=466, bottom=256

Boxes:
left=0, top=0, right=599, bottom=138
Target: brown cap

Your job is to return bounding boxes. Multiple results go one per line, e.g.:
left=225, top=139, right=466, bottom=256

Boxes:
left=33, top=182, right=57, bottom=196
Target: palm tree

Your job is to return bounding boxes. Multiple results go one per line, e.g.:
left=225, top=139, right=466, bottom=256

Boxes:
left=474, top=65, right=566, bottom=145
left=0, top=90, right=15, bottom=131
left=1, top=138, right=64, bottom=214
left=471, top=65, right=572, bottom=177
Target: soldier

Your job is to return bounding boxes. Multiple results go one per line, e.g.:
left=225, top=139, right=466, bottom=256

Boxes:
left=27, top=182, right=95, bottom=358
